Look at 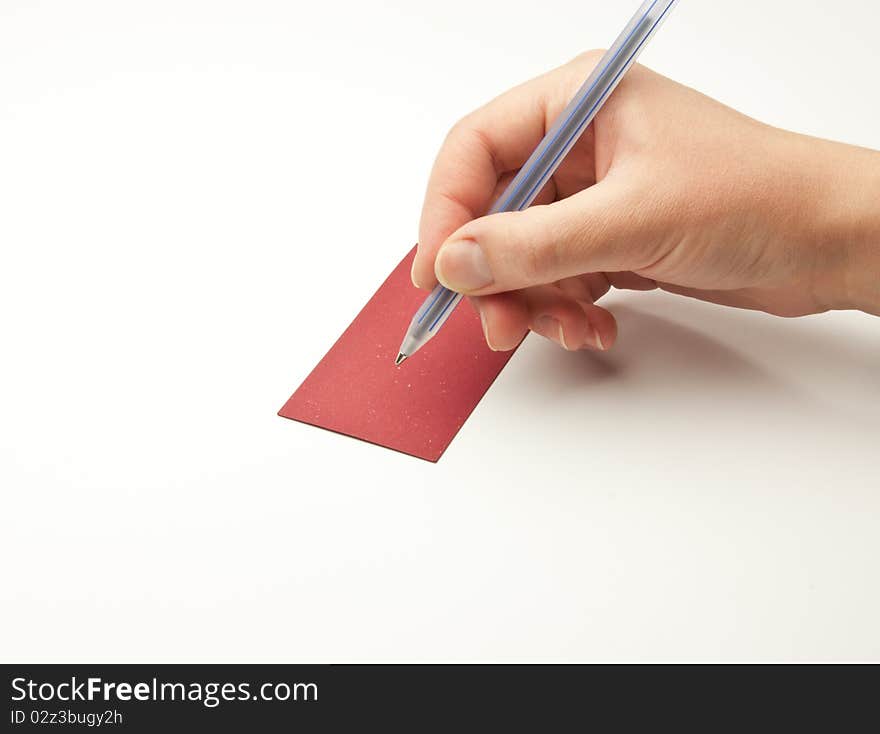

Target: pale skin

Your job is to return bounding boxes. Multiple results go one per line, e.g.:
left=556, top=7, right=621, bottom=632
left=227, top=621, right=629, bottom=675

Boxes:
left=412, top=51, right=880, bottom=353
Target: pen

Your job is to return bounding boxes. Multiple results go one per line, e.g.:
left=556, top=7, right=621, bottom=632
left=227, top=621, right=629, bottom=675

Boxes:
left=396, top=0, right=680, bottom=366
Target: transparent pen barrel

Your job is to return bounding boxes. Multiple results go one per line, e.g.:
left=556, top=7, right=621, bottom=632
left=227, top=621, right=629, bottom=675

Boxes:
left=402, top=285, right=464, bottom=355
left=489, top=0, right=680, bottom=215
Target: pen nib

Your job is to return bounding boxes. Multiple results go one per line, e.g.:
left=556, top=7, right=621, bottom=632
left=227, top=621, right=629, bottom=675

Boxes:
left=395, top=352, right=407, bottom=367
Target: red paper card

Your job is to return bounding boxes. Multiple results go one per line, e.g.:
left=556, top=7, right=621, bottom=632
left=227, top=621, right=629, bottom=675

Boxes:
left=279, top=247, right=518, bottom=462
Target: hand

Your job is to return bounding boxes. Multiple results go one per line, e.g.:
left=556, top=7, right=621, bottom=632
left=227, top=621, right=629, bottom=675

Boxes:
left=412, top=51, right=880, bottom=352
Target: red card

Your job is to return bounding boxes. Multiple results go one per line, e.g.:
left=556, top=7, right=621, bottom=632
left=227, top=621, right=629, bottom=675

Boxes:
left=279, top=247, right=518, bottom=462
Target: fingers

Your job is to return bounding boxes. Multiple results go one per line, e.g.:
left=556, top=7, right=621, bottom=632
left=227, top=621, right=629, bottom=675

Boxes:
left=474, top=284, right=617, bottom=354
left=413, top=73, right=563, bottom=290
left=434, top=180, right=636, bottom=295
left=524, top=286, right=616, bottom=352
left=470, top=293, right=530, bottom=352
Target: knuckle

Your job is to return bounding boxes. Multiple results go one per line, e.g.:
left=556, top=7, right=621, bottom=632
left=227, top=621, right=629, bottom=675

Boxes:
left=445, top=113, right=478, bottom=145
left=442, top=115, right=497, bottom=171
left=443, top=118, right=467, bottom=146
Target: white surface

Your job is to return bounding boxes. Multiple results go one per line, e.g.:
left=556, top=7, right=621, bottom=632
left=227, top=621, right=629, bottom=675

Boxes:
left=1, top=0, right=878, bottom=662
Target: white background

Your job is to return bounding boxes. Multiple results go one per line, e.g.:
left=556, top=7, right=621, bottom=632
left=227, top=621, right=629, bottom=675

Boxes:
left=1, top=0, right=878, bottom=661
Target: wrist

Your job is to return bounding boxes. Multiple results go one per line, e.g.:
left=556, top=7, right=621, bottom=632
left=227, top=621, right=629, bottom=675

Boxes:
left=841, top=154, right=880, bottom=316
left=810, top=140, right=880, bottom=315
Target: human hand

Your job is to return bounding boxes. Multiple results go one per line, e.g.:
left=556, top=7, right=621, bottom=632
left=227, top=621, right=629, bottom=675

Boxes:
left=412, top=52, right=880, bottom=352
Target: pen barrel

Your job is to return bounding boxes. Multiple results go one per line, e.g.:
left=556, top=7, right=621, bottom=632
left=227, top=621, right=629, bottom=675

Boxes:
left=489, top=0, right=679, bottom=216
left=403, top=285, right=464, bottom=355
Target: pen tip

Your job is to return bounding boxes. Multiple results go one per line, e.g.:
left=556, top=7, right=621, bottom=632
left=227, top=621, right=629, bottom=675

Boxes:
left=395, top=353, right=407, bottom=367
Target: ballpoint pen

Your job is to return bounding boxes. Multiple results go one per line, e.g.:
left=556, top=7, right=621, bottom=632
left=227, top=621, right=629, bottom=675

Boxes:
left=396, top=0, right=680, bottom=366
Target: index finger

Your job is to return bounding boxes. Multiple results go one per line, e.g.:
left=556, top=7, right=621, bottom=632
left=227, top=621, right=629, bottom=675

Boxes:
left=412, top=73, right=558, bottom=289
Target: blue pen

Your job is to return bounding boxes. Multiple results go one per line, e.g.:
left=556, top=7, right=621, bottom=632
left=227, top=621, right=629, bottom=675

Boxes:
left=396, top=0, right=680, bottom=365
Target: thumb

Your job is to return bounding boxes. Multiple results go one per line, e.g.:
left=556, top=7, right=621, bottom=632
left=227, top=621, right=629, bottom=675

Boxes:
left=434, top=181, right=635, bottom=295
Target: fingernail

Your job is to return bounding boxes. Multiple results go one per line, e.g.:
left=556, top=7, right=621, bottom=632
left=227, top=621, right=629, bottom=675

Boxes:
left=558, top=323, right=579, bottom=351
left=477, top=308, right=498, bottom=352
left=410, top=256, right=421, bottom=289
left=435, top=239, right=494, bottom=292
left=581, top=328, right=605, bottom=351
left=473, top=300, right=498, bottom=351
left=534, top=315, right=562, bottom=346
